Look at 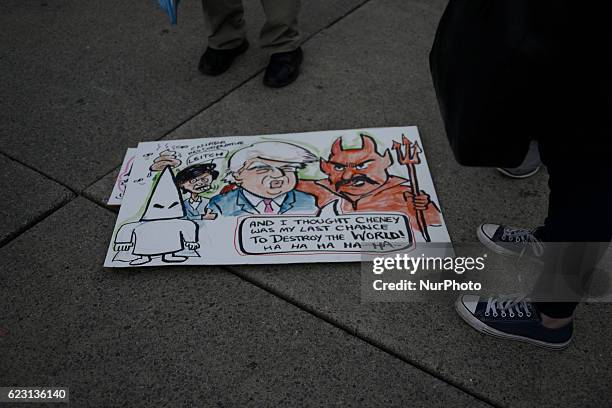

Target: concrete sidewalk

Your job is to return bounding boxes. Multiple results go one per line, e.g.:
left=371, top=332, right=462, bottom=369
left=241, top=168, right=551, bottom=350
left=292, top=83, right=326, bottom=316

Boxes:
left=1, top=0, right=610, bottom=407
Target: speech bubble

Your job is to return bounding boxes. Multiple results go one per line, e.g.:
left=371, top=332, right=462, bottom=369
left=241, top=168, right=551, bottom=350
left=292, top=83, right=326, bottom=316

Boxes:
left=236, top=201, right=414, bottom=255
left=186, top=149, right=228, bottom=165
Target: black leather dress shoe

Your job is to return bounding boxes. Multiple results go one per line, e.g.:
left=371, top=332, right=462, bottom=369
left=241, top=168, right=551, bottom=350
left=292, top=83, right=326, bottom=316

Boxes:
left=199, top=40, right=249, bottom=76
left=263, top=47, right=303, bottom=88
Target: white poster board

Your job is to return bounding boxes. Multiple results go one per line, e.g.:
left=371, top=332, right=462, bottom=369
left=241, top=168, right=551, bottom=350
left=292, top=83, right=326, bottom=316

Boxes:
left=107, top=148, right=136, bottom=205
left=104, top=127, right=451, bottom=267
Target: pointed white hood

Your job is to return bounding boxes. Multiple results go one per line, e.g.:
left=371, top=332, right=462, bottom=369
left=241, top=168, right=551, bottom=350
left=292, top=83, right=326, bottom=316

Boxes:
left=141, top=166, right=185, bottom=221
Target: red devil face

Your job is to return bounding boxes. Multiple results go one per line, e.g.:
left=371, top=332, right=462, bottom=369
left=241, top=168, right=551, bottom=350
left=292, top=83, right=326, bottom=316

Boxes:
left=320, top=135, right=392, bottom=197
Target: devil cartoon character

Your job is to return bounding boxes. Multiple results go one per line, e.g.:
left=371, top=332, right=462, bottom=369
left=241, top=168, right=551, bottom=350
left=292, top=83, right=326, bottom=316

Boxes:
left=113, top=166, right=200, bottom=266
left=297, top=134, right=442, bottom=237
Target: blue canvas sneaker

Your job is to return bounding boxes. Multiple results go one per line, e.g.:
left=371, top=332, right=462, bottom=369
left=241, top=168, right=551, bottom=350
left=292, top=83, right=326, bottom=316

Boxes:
left=477, top=223, right=545, bottom=260
left=456, top=294, right=573, bottom=349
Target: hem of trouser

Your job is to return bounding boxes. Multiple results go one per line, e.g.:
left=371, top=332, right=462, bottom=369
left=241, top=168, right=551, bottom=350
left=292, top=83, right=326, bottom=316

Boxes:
left=207, top=37, right=247, bottom=51
left=535, top=302, right=578, bottom=319
left=207, top=38, right=300, bottom=55
left=261, top=41, right=301, bottom=55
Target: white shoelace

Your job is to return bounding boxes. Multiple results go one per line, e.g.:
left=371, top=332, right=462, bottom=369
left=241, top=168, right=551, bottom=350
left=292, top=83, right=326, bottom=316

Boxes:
left=485, top=294, right=532, bottom=318
left=501, top=227, right=545, bottom=257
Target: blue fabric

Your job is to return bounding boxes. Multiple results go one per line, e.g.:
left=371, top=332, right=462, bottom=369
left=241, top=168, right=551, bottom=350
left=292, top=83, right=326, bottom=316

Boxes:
left=158, top=0, right=178, bottom=25
left=208, top=188, right=317, bottom=216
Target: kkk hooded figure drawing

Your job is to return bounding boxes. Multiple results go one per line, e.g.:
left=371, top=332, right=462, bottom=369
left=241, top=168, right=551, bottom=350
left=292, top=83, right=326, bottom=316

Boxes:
left=113, top=166, right=200, bottom=265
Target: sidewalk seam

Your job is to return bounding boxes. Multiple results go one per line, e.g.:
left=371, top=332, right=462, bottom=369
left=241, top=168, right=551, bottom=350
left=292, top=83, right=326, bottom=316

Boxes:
left=225, top=265, right=502, bottom=408
left=0, top=152, right=78, bottom=250
left=0, top=195, right=76, bottom=250
left=0, top=151, right=77, bottom=195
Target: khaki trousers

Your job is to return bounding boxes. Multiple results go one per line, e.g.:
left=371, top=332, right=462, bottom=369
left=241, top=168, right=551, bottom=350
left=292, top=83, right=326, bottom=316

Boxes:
left=202, top=0, right=301, bottom=53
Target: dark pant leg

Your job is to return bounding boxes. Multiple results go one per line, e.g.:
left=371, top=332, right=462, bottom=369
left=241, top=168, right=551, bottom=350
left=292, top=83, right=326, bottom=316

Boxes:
left=530, top=4, right=611, bottom=318
left=259, top=0, right=301, bottom=53
left=202, top=0, right=246, bottom=49
left=535, top=135, right=612, bottom=318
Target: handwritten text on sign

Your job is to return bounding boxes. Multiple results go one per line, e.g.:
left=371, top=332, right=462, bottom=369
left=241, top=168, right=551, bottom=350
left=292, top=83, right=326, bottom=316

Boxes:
left=238, top=213, right=413, bottom=254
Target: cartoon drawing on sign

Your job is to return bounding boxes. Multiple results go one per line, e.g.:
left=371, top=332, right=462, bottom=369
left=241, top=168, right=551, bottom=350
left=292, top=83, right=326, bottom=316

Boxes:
left=150, top=150, right=182, bottom=172
left=175, top=163, right=219, bottom=221
left=112, top=166, right=200, bottom=265
left=104, top=127, right=452, bottom=268
left=297, top=134, right=441, bottom=241
left=207, top=141, right=319, bottom=216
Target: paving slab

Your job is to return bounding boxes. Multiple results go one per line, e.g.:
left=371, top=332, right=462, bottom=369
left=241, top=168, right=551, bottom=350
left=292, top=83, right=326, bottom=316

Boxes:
left=149, top=0, right=610, bottom=406
left=0, top=197, right=490, bottom=407
left=231, top=263, right=612, bottom=408
left=82, top=165, right=120, bottom=210
left=0, top=0, right=366, bottom=191
left=0, top=153, right=74, bottom=245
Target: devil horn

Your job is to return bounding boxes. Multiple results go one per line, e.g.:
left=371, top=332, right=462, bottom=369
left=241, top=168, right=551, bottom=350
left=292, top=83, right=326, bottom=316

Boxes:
left=360, top=134, right=378, bottom=153
left=331, top=137, right=344, bottom=155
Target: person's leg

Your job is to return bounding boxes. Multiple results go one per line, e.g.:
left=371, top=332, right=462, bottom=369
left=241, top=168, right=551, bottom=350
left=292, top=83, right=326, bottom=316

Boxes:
left=202, top=0, right=246, bottom=50
left=199, top=0, right=250, bottom=76
left=534, top=137, right=612, bottom=321
left=461, top=125, right=611, bottom=347
left=259, top=0, right=303, bottom=87
left=457, top=3, right=611, bottom=349
left=259, top=0, right=301, bottom=54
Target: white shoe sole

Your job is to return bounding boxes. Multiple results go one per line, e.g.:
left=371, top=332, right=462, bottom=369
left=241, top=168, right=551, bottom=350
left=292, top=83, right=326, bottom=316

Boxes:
left=496, top=166, right=541, bottom=179
left=455, top=298, right=571, bottom=350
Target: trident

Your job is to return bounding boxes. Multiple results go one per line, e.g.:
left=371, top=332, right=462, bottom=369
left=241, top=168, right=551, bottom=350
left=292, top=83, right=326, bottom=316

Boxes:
left=392, top=134, right=431, bottom=242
